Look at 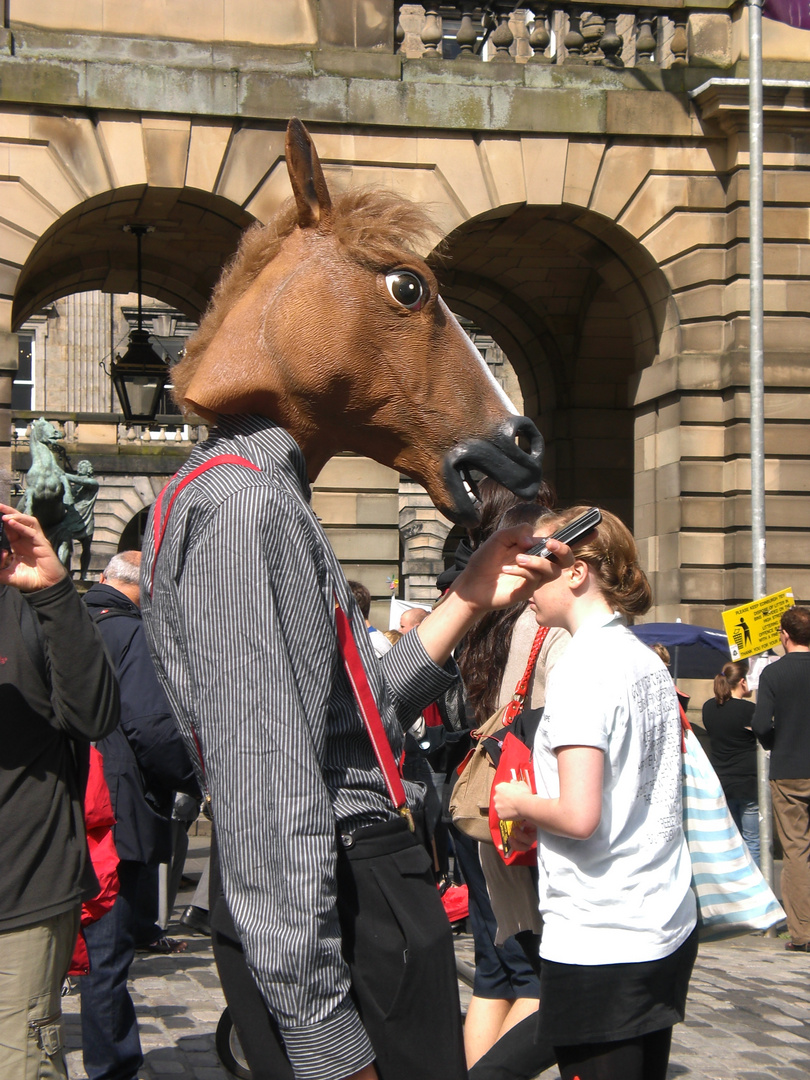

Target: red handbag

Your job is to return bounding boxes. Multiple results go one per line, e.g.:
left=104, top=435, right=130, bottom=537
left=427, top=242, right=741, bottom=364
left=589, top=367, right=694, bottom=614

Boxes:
left=487, top=626, right=549, bottom=866
left=438, top=879, right=469, bottom=926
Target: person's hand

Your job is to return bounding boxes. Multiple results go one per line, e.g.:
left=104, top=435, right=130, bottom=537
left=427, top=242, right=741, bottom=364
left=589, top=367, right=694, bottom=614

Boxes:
left=507, top=821, right=538, bottom=852
left=0, top=505, right=68, bottom=592
left=450, top=526, right=573, bottom=616
left=493, top=778, right=532, bottom=820
left=414, top=528, right=573, bottom=668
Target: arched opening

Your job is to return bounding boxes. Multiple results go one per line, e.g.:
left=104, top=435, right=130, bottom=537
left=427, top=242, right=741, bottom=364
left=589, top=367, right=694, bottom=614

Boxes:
left=118, top=507, right=150, bottom=552
left=8, top=184, right=256, bottom=577
left=432, top=203, right=679, bottom=528
left=12, top=186, right=255, bottom=329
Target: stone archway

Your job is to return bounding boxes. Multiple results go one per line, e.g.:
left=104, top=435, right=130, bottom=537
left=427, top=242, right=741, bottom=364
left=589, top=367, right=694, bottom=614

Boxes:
left=12, top=186, right=254, bottom=328
left=401, top=198, right=681, bottom=602
left=436, top=201, right=678, bottom=527
left=77, top=471, right=167, bottom=576
left=4, top=114, right=743, bottom=617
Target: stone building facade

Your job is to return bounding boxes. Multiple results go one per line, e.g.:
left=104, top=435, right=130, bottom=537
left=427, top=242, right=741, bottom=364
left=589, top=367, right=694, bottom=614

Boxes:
left=1, top=1, right=810, bottom=629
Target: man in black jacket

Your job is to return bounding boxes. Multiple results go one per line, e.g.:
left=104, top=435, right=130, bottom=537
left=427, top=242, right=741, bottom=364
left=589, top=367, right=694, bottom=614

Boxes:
left=0, top=500, right=120, bottom=1080
left=81, top=551, right=199, bottom=1080
left=753, top=605, right=810, bottom=952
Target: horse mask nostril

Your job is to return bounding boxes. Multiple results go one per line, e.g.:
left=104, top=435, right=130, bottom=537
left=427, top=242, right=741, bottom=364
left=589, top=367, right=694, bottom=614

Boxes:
left=442, top=416, right=545, bottom=526
left=503, top=415, right=545, bottom=469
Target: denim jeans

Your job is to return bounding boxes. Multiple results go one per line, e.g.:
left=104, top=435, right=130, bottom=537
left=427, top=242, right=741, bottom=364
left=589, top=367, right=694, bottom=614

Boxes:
left=80, top=861, right=152, bottom=1080
left=727, top=798, right=760, bottom=868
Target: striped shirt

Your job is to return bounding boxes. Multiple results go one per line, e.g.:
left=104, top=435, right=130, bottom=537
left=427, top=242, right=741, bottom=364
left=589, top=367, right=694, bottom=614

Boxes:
left=140, top=414, right=455, bottom=1080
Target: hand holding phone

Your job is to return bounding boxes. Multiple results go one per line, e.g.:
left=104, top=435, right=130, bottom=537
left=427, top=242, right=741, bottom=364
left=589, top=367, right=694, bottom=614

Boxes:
left=526, top=507, right=602, bottom=560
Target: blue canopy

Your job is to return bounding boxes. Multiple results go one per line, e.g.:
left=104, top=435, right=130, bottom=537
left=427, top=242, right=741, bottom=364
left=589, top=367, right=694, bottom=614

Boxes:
left=630, top=622, right=732, bottom=679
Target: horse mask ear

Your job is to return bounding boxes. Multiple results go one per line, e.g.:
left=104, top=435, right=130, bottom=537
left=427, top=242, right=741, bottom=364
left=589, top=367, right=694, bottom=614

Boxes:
left=285, top=118, right=332, bottom=229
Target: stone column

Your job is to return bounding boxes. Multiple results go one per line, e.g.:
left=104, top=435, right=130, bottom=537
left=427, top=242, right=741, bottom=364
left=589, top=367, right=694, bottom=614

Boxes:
left=0, top=326, right=18, bottom=479
left=399, top=478, right=453, bottom=603
left=633, top=351, right=810, bottom=627
left=312, top=454, right=401, bottom=631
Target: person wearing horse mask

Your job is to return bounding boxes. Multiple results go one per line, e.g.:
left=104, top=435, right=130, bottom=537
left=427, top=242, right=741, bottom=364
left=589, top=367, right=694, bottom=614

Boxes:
left=140, top=120, right=551, bottom=1080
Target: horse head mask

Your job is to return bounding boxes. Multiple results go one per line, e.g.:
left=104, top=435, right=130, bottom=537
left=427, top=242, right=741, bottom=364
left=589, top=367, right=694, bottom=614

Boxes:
left=173, top=119, right=544, bottom=526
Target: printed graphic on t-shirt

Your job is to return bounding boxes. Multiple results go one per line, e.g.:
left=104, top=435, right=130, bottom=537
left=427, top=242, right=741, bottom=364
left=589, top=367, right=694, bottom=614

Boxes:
left=632, top=667, right=680, bottom=843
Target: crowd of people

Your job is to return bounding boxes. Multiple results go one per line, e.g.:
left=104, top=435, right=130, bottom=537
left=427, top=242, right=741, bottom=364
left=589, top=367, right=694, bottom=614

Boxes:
left=2, top=452, right=807, bottom=1080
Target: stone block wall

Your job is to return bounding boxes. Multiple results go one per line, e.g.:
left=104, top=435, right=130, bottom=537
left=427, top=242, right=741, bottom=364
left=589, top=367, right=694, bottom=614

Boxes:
left=312, top=454, right=401, bottom=629
left=635, top=366, right=810, bottom=627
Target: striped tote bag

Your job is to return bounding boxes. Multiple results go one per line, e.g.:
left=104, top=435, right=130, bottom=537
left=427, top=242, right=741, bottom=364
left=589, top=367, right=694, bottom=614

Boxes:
left=682, top=724, right=785, bottom=941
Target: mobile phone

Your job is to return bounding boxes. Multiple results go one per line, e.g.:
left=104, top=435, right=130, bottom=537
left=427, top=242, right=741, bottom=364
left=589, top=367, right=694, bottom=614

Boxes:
left=526, top=507, right=602, bottom=559
left=0, top=519, right=11, bottom=558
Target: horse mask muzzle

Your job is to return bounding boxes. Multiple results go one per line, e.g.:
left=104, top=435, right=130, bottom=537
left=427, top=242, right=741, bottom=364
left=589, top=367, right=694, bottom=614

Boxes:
left=443, top=415, right=545, bottom=527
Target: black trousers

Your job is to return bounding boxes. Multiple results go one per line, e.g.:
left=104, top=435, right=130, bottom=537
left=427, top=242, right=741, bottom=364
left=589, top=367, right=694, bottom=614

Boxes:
left=211, top=821, right=467, bottom=1080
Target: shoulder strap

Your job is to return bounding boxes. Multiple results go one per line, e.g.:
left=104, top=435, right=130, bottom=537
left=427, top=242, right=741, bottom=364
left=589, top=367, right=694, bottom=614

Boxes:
left=150, top=454, right=261, bottom=596
left=150, top=453, right=412, bottom=825
left=679, top=695, right=692, bottom=752
left=334, top=599, right=411, bottom=822
left=502, top=625, right=550, bottom=725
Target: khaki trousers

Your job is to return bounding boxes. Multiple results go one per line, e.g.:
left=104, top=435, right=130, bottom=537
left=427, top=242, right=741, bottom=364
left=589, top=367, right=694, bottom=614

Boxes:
left=770, top=779, right=810, bottom=945
left=0, top=908, right=80, bottom=1080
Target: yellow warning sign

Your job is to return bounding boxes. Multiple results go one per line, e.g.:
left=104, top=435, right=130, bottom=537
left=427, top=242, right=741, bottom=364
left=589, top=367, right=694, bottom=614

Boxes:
left=721, top=588, right=795, bottom=661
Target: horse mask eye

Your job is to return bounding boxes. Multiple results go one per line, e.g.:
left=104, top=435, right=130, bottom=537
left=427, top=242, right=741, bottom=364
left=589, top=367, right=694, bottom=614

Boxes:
left=385, top=271, right=426, bottom=311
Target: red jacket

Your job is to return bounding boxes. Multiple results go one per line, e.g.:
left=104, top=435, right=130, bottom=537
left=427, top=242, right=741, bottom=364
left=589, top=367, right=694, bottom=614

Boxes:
left=69, top=746, right=119, bottom=976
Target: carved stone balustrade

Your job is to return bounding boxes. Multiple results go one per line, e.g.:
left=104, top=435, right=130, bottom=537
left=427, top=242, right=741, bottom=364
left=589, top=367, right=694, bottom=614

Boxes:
left=395, top=2, right=727, bottom=68
left=11, top=414, right=208, bottom=455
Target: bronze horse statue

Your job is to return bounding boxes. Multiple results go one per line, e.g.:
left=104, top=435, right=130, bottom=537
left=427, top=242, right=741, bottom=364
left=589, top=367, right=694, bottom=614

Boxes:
left=18, top=418, right=73, bottom=529
left=171, top=119, right=544, bottom=523
left=18, top=417, right=99, bottom=574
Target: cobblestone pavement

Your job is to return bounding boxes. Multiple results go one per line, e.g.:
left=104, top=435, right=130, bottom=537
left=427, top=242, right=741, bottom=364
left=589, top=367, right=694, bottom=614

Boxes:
left=63, top=842, right=810, bottom=1080
left=456, top=932, right=810, bottom=1080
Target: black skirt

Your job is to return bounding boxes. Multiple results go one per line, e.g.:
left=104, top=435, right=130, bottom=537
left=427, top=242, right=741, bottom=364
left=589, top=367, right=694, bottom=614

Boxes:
left=537, top=927, right=699, bottom=1046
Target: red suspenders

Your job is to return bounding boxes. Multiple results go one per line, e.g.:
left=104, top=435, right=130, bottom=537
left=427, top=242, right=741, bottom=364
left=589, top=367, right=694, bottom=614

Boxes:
left=150, top=455, right=412, bottom=825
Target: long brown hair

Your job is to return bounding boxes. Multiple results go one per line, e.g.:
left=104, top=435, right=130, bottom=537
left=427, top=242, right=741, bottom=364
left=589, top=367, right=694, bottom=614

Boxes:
left=457, top=478, right=556, bottom=724
left=713, top=660, right=748, bottom=705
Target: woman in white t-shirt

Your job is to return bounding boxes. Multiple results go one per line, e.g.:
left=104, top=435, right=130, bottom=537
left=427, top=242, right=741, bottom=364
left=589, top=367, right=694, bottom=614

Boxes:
left=493, top=506, right=697, bottom=1080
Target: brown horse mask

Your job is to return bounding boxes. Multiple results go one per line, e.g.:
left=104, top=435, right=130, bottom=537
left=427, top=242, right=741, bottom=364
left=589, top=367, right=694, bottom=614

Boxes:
left=179, top=119, right=543, bottom=526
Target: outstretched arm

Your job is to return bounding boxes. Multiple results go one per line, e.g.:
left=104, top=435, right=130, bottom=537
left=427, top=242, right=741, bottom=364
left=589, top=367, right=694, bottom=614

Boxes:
left=416, top=529, right=571, bottom=667
left=60, top=473, right=75, bottom=505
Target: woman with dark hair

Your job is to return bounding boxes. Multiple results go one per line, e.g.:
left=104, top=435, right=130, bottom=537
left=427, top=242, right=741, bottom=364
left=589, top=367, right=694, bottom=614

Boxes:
left=494, top=507, right=697, bottom=1080
left=701, top=660, right=759, bottom=866
left=452, top=480, right=566, bottom=1079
